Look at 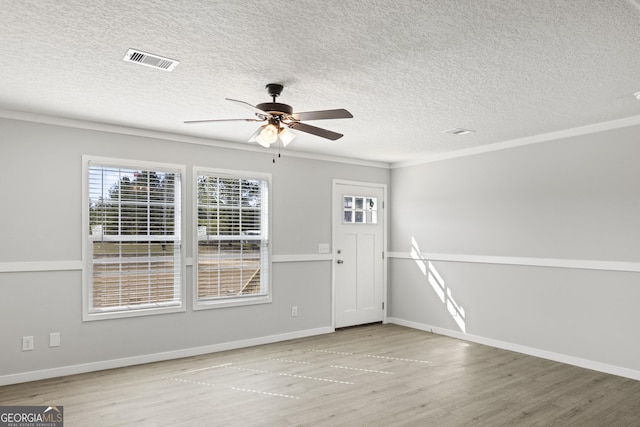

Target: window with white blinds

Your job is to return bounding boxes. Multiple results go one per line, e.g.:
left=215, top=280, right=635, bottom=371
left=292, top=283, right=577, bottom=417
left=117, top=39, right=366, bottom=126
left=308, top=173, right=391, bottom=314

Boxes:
left=84, top=158, right=184, bottom=320
left=195, top=169, right=270, bottom=309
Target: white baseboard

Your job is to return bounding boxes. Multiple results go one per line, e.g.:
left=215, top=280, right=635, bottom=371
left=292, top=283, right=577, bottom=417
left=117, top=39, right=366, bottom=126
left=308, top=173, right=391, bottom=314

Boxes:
left=0, top=326, right=334, bottom=386
left=387, top=317, right=640, bottom=382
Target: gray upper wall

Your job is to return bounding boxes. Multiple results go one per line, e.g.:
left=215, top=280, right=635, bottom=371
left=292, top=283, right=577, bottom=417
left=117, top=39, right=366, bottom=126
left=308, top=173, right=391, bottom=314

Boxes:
left=0, top=117, right=389, bottom=262
left=390, top=124, right=640, bottom=262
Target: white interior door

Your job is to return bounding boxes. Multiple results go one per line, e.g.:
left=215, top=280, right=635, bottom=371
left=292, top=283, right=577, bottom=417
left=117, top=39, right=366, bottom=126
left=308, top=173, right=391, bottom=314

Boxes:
left=333, top=182, right=385, bottom=328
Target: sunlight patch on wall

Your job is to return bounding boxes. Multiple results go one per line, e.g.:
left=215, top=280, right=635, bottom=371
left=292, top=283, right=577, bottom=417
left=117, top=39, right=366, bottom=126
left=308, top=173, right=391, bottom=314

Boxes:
left=411, top=237, right=466, bottom=333
left=427, top=260, right=445, bottom=303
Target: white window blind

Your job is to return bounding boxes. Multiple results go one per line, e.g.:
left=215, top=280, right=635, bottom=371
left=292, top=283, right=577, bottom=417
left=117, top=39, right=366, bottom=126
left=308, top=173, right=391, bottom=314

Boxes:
left=196, top=172, right=269, bottom=306
left=86, top=160, right=183, bottom=317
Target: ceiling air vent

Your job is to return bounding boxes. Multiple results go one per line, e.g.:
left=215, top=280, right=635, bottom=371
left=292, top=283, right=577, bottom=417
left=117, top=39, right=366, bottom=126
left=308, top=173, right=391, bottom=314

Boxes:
left=443, top=128, right=475, bottom=135
left=123, top=49, right=179, bottom=72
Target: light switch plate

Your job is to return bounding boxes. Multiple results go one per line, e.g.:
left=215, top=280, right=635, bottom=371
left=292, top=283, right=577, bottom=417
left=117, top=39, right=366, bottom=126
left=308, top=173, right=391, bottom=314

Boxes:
left=22, top=336, right=34, bottom=351
left=318, top=243, right=330, bottom=254
left=50, top=332, right=61, bottom=347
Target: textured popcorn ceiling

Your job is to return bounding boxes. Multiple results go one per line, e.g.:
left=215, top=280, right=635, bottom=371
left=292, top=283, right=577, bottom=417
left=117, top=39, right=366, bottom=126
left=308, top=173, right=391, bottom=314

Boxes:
left=1, top=0, right=640, bottom=164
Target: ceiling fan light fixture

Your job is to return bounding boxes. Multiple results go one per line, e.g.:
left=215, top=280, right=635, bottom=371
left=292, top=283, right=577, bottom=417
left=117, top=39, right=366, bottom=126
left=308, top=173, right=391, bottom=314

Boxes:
left=278, top=127, right=296, bottom=147
left=256, top=123, right=278, bottom=147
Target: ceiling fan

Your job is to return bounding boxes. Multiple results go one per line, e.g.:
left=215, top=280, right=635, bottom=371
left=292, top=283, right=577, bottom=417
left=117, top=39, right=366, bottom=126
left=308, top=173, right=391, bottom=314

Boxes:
left=184, top=83, right=353, bottom=148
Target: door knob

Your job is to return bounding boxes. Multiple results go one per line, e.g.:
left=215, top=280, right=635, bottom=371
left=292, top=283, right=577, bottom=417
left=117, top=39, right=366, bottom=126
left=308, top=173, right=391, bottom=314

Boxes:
left=337, top=259, right=344, bottom=264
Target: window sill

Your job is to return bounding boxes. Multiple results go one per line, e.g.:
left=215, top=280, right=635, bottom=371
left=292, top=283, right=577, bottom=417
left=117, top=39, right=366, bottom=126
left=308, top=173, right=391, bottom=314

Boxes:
left=83, top=304, right=185, bottom=322
left=193, top=294, right=272, bottom=311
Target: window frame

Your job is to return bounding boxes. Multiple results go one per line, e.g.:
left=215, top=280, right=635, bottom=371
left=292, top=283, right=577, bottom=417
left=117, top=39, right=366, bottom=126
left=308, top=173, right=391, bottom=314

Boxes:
left=82, top=156, right=186, bottom=321
left=192, top=167, right=272, bottom=310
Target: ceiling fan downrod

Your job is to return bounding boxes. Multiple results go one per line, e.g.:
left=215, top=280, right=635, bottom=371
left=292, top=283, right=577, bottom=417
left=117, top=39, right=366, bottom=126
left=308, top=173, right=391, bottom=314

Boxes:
left=265, top=83, right=284, bottom=102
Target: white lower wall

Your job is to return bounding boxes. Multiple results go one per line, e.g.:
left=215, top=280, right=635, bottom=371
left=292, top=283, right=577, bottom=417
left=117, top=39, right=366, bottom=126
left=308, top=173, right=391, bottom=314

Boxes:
left=389, top=257, right=640, bottom=379
left=387, top=316, right=640, bottom=381
left=1, top=324, right=333, bottom=386
left=0, top=258, right=333, bottom=384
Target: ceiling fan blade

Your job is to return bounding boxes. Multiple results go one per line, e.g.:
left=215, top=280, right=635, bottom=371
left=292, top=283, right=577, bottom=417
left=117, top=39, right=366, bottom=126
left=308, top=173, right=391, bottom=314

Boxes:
left=248, top=125, right=264, bottom=143
left=288, top=122, right=344, bottom=140
left=290, top=109, right=353, bottom=121
left=226, top=98, right=269, bottom=117
left=184, top=118, right=264, bottom=124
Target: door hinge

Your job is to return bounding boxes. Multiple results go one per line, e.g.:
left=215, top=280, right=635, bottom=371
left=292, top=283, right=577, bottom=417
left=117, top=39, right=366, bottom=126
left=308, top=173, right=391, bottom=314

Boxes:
left=382, top=302, right=385, bottom=310
left=382, top=251, right=385, bottom=259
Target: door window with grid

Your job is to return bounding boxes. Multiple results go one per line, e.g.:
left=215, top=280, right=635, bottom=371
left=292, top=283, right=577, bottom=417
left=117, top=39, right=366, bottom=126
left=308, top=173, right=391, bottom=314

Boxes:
left=84, top=157, right=184, bottom=320
left=195, top=169, right=270, bottom=309
left=343, top=195, right=378, bottom=224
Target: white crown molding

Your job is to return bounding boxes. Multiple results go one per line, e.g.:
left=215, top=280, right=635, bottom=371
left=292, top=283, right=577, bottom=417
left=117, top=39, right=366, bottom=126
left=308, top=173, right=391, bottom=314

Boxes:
left=0, top=109, right=391, bottom=169
left=5, top=108, right=638, bottom=171
left=392, top=114, right=640, bottom=168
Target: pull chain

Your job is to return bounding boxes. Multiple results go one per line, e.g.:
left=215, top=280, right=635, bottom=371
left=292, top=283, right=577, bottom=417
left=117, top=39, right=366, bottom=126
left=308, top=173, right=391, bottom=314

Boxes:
left=272, top=139, right=282, bottom=163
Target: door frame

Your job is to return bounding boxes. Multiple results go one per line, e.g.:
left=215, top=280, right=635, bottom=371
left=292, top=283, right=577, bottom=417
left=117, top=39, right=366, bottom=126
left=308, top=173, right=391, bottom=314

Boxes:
left=331, top=179, right=388, bottom=329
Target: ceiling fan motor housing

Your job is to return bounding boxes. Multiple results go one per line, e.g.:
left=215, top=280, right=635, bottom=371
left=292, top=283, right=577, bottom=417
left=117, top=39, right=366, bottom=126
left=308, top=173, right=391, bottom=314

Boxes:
left=259, top=84, right=292, bottom=116
left=256, top=102, right=293, bottom=116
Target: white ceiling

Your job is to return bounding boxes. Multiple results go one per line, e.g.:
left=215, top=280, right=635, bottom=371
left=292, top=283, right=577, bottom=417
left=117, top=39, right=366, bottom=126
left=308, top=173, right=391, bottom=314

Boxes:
left=2, top=0, right=640, bottom=165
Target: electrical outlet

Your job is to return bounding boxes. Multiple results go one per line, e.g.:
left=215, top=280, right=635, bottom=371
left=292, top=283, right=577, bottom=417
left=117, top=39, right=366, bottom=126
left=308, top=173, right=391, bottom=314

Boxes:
left=291, top=306, right=298, bottom=317
left=22, top=336, right=34, bottom=351
left=50, top=332, right=61, bottom=347
left=318, top=243, right=330, bottom=254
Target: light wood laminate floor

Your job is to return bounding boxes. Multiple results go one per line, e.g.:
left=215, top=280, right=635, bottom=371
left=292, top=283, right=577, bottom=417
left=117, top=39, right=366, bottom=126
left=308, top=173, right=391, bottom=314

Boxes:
left=2, top=324, right=640, bottom=426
